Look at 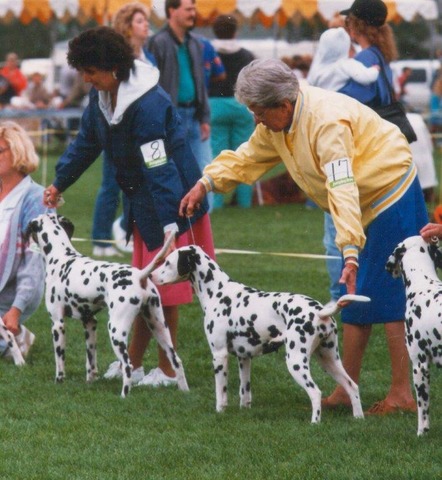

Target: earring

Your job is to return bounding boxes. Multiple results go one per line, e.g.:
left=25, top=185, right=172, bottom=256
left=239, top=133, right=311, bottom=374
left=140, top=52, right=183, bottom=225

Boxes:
left=112, top=71, right=117, bottom=80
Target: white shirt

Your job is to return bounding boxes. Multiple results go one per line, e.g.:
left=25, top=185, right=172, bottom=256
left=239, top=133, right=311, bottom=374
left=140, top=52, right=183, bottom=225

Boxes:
left=0, top=175, right=31, bottom=249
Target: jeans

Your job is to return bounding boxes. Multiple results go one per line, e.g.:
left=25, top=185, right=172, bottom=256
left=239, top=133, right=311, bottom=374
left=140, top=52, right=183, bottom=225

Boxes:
left=323, top=212, right=343, bottom=301
left=92, top=153, right=127, bottom=247
left=177, top=106, right=213, bottom=210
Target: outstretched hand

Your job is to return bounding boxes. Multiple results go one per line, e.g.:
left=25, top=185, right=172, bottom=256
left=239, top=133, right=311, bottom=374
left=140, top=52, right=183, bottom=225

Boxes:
left=179, top=182, right=207, bottom=217
left=43, top=185, right=62, bottom=208
left=420, top=223, right=442, bottom=243
left=339, top=262, right=358, bottom=296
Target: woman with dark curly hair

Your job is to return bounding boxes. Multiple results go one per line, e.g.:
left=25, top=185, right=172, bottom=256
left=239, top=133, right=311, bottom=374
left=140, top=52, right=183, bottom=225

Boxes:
left=44, top=26, right=215, bottom=388
left=91, top=2, right=157, bottom=257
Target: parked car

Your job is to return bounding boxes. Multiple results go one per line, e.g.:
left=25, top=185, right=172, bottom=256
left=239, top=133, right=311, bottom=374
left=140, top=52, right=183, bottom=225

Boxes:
left=390, top=59, right=440, bottom=113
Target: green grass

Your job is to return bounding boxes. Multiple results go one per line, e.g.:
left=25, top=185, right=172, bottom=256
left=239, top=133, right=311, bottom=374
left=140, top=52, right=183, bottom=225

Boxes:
left=1, top=148, right=441, bottom=479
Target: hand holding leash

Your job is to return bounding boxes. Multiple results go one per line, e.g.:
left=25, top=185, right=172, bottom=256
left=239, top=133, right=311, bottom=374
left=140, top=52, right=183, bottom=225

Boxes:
left=179, top=182, right=206, bottom=217
left=339, top=259, right=358, bottom=296
left=43, top=184, right=64, bottom=208
left=420, top=223, right=442, bottom=243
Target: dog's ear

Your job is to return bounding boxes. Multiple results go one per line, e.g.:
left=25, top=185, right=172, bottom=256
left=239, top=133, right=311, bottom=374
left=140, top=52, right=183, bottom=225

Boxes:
left=385, top=244, right=405, bottom=278
left=429, top=244, right=442, bottom=270
left=24, top=218, right=40, bottom=244
left=177, top=248, right=199, bottom=276
left=57, top=215, right=75, bottom=239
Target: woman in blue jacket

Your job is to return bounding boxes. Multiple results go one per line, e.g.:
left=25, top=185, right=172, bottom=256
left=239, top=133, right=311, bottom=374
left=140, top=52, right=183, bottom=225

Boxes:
left=44, top=26, right=215, bottom=387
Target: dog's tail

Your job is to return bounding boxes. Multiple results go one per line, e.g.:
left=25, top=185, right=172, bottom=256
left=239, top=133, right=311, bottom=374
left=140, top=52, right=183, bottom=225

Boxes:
left=318, top=294, right=371, bottom=319
left=139, top=227, right=178, bottom=281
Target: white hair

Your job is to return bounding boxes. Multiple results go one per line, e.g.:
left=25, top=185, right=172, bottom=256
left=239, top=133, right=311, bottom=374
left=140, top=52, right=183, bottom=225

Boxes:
left=235, top=58, right=299, bottom=107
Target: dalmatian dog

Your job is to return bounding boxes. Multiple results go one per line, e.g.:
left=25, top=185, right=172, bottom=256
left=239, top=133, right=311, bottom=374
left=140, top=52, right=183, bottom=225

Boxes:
left=151, top=245, right=369, bottom=423
left=0, top=316, right=25, bottom=366
left=26, top=213, right=188, bottom=398
left=386, top=235, right=442, bottom=436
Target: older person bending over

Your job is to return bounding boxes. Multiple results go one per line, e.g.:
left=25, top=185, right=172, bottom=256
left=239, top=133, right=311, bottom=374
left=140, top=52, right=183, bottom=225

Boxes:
left=181, top=58, right=428, bottom=415
left=0, top=121, right=50, bottom=360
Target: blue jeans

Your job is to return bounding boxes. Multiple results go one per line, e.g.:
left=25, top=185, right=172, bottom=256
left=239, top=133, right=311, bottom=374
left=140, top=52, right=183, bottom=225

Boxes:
left=323, top=212, right=343, bottom=301
left=92, top=154, right=127, bottom=247
left=177, top=106, right=213, bottom=210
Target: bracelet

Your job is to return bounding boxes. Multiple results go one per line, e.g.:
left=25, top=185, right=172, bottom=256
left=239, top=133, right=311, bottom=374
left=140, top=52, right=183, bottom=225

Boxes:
left=345, top=258, right=359, bottom=268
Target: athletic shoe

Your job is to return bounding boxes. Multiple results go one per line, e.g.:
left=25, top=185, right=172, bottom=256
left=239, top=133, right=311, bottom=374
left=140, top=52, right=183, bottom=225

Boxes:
left=112, top=219, right=133, bottom=254
left=92, top=246, right=122, bottom=257
left=103, top=360, right=122, bottom=379
left=136, top=367, right=177, bottom=387
left=103, top=360, right=144, bottom=383
left=14, top=326, right=36, bottom=358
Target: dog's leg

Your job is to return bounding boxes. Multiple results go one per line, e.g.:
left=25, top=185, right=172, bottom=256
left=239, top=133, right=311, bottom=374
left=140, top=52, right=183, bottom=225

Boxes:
left=238, top=357, right=252, bottom=408
left=141, top=302, right=189, bottom=392
left=107, top=315, right=134, bottom=398
left=411, top=360, right=430, bottom=436
left=50, top=314, right=66, bottom=383
left=82, top=315, right=98, bottom=382
left=285, top=349, right=322, bottom=423
left=315, top=340, right=364, bottom=419
left=212, top=349, right=229, bottom=412
left=0, top=316, right=25, bottom=366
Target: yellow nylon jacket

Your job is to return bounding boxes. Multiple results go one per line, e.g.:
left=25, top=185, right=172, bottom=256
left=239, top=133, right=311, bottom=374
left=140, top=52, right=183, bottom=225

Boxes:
left=203, top=85, right=415, bottom=260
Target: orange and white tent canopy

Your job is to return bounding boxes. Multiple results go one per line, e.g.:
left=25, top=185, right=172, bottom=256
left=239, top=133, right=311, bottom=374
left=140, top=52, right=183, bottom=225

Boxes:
left=0, top=0, right=438, bottom=25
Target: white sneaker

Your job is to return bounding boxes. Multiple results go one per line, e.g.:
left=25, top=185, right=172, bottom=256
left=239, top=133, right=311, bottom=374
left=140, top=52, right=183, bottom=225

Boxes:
left=92, top=246, right=122, bottom=257
left=136, top=367, right=177, bottom=387
left=112, top=219, right=133, bottom=253
left=14, top=326, right=36, bottom=358
left=103, top=360, right=122, bottom=379
left=103, top=360, right=145, bottom=383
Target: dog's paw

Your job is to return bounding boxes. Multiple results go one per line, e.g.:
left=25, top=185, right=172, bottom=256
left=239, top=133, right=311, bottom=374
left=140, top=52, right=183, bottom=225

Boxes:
left=14, top=356, right=26, bottom=367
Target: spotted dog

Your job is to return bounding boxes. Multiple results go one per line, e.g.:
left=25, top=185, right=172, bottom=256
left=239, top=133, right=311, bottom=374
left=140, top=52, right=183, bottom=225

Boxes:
left=386, top=235, right=442, bottom=435
left=151, top=245, right=368, bottom=423
left=26, top=213, right=188, bottom=397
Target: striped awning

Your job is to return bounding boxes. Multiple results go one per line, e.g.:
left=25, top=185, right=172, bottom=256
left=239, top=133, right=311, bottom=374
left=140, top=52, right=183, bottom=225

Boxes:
left=0, top=0, right=438, bottom=25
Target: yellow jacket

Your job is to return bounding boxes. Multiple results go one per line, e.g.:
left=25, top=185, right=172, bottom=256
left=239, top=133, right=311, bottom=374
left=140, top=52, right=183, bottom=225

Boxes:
left=203, top=85, right=415, bottom=261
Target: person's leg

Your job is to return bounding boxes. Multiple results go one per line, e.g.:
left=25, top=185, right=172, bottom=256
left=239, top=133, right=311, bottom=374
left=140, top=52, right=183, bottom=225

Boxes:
left=231, top=100, right=256, bottom=209
left=128, top=313, right=152, bottom=370
left=322, top=323, right=372, bottom=407
left=210, top=98, right=231, bottom=209
left=380, top=320, right=416, bottom=407
left=235, top=184, right=253, bottom=208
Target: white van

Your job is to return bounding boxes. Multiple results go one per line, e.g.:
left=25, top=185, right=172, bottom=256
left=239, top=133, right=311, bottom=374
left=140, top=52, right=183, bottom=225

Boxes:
left=390, top=59, right=440, bottom=113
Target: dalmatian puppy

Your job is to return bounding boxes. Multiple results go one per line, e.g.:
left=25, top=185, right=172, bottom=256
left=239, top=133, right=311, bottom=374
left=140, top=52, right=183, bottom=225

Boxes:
left=151, top=245, right=369, bottom=423
left=26, top=213, right=188, bottom=398
left=386, top=235, right=442, bottom=435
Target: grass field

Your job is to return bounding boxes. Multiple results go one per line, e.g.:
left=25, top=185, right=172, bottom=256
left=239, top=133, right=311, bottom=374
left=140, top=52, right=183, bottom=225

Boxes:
left=0, top=148, right=441, bottom=479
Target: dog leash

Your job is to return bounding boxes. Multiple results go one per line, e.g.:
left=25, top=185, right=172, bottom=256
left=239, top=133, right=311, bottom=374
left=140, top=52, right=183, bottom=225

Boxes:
left=187, top=217, right=196, bottom=244
left=215, top=248, right=341, bottom=260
